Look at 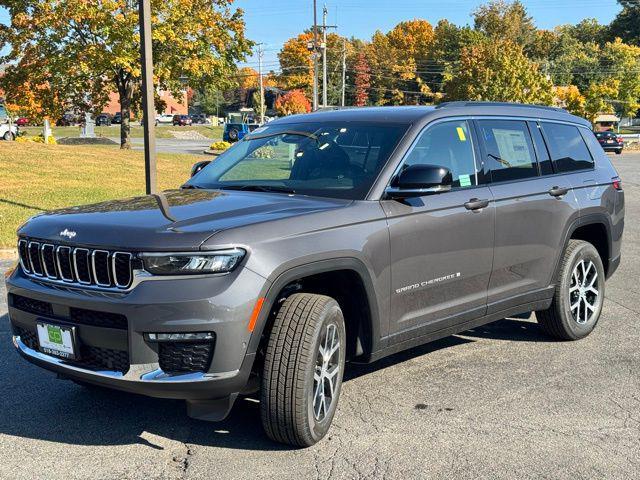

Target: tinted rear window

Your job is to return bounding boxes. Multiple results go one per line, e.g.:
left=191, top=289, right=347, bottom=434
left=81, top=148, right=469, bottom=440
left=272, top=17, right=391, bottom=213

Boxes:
left=541, top=123, right=593, bottom=172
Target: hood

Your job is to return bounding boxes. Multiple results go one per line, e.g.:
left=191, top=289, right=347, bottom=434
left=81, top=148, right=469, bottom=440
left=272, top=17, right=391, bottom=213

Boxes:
left=18, top=189, right=350, bottom=250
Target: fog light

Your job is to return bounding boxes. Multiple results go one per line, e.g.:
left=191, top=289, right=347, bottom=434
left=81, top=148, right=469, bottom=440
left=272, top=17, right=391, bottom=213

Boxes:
left=145, top=332, right=214, bottom=342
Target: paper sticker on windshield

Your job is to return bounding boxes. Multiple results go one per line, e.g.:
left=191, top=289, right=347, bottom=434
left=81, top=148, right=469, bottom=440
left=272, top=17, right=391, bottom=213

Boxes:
left=250, top=126, right=269, bottom=135
left=456, top=126, right=467, bottom=142
left=459, top=174, right=472, bottom=187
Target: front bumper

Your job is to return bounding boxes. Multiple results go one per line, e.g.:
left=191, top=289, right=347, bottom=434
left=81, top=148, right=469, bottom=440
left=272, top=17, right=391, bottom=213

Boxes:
left=6, top=264, right=268, bottom=402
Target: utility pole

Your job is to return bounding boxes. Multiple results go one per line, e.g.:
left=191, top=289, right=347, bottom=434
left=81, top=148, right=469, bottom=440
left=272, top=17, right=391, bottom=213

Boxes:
left=341, top=38, right=346, bottom=107
left=312, top=0, right=319, bottom=111
left=322, top=5, right=328, bottom=108
left=138, top=0, right=157, bottom=195
left=257, top=44, right=265, bottom=125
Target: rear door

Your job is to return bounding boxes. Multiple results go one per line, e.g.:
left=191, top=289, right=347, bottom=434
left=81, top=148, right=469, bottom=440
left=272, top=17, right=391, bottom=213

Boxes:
left=383, top=119, right=495, bottom=339
left=476, top=119, right=580, bottom=312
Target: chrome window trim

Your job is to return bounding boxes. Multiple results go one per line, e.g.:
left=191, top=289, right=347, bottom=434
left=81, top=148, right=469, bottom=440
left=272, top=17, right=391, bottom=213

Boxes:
left=56, top=245, right=75, bottom=282
left=92, top=250, right=112, bottom=287
left=72, top=248, right=92, bottom=285
left=27, top=241, right=44, bottom=277
left=41, top=244, right=58, bottom=279
left=112, top=252, right=133, bottom=288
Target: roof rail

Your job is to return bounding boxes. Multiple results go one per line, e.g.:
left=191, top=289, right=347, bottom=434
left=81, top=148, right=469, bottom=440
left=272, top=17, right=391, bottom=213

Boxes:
left=435, top=101, right=568, bottom=113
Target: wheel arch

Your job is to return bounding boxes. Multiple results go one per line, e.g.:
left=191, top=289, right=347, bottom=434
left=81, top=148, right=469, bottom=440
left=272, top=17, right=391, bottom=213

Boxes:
left=248, top=258, right=381, bottom=363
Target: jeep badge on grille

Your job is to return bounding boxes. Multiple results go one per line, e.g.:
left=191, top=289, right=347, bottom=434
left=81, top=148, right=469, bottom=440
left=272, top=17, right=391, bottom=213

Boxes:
left=59, top=229, right=76, bottom=239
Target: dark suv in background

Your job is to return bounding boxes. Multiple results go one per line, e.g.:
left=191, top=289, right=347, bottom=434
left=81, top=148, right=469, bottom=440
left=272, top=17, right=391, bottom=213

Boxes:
left=5, top=102, right=624, bottom=447
left=595, top=131, right=624, bottom=154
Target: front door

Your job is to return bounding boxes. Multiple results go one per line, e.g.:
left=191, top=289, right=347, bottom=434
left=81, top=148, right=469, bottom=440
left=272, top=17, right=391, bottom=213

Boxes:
left=382, top=120, right=495, bottom=341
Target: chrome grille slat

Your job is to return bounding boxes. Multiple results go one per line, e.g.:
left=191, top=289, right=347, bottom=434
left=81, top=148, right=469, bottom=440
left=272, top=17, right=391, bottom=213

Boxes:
left=56, top=246, right=74, bottom=282
left=28, top=242, right=44, bottom=276
left=112, top=252, right=133, bottom=288
left=73, top=248, right=92, bottom=285
left=41, top=244, right=57, bottom=279
left=18, top=238, right=134, bottom=291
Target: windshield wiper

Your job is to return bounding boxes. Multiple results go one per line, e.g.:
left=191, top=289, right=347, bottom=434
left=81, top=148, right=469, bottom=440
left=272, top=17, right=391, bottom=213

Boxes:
left=219, top=184, right=296, bottom=194
left=180, top=184, right=206, bottom=190
left=246, top=129, right=318, bottom=142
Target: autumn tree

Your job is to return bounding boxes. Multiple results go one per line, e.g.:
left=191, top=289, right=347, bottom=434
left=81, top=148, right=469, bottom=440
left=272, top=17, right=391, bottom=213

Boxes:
left=554, top=85, right=585, bottom=116
left=0, top=0, right=252, bottom=148
left=601, top=39, right=640, bottom=117
left=353, top=52, right=371, bottom=106
left=278, top=32, right=314, bottom=93
left=609, top=0, right=640, bottom=46
left=584, top=80, right=619, bottom=123
left=443, top=40, right=553, bottom=104
left=473, top=0, right=536, bottom=47
left=274, top=89, right=311, bottom=116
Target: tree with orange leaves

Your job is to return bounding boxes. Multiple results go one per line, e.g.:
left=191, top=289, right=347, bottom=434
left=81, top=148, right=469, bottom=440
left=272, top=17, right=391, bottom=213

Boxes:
left=274, top=89, right=311, bottom=116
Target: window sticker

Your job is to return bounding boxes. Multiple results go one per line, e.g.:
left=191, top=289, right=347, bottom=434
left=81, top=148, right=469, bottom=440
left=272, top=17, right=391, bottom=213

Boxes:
left=492, top=129, right=532, bottom=167
left=459, top=174, right=472, bottom=187
left=456, top=126, right=467, bottom=142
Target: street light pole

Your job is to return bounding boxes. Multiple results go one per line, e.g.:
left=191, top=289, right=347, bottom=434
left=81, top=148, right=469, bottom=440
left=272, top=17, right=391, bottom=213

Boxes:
left=258, top=44, right=265, bottom=125
left=138, top=0, right=157, bottom=195
left=322, top=5, right=328, bottom=108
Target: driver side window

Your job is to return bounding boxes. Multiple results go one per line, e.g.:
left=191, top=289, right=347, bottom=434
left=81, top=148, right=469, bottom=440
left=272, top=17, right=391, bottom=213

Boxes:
left=404, top=120, right=479, bottom=188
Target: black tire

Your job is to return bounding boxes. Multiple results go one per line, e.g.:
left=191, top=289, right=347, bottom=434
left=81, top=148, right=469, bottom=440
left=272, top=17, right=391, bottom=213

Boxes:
left=261, top=293, right=346, bottom=447
left=536, top=240, right=605, bottom=340
left=228, top=128, right=239, bottom=141
left=3, top=131, right=14, bottom=141
left=615, top=149, right=622, bottom=155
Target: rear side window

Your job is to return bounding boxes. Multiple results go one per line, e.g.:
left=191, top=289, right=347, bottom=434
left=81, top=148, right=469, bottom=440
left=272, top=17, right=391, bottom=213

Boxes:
left=404, top=120, right=479, bottom=188
left=477, top=120, right=538, bottom=182
left=541, top=123, right=594, bottom=172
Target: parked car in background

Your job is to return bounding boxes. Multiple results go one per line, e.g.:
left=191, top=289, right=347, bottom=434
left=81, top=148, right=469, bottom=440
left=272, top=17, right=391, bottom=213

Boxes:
left=223, top=122, right=259, bottom=142
left=190, top=114, right=208, bottom=124
left=57, top=113, right=77, bottom=126
left=112, top=112, right=122, bottom=124
left=15, top=117, right=30, bottom=127
left=172, top=114, right=193, bottom=126
left=0, top=123, right=18, bottom=140
left=95, top=113, right=112, bottom=127
left=595, top=131, right=623, bottom=154
left=157, top=114, right=175, bottom=124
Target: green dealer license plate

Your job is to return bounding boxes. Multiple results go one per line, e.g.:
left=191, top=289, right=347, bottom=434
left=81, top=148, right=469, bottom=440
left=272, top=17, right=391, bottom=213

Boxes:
left=36, top=322, right=77, bottom=360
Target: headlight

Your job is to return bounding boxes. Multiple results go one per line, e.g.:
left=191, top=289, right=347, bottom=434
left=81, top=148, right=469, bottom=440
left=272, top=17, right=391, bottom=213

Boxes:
left=140, top=248, right=245, bottom=275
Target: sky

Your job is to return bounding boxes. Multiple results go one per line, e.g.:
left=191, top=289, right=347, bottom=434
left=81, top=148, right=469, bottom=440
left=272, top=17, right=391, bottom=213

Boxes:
left=0, top=0, right=623, bottom=69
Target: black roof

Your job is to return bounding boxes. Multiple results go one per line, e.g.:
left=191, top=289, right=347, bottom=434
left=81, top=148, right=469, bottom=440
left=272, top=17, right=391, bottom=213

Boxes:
left=269, top=102, right=591, bottom=128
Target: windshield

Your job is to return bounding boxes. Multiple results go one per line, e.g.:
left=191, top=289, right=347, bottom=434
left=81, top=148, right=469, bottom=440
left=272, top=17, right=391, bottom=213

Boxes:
left=186, top=121, right=409, bottom=200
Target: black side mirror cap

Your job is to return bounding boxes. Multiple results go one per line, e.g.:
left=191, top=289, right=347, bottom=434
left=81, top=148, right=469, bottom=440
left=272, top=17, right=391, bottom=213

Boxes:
left=385, top=164, right=453, bottom=199
left=191, top=160, right=211, bottom=177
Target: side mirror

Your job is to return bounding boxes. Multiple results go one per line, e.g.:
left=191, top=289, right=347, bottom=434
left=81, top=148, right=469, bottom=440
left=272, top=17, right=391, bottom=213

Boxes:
left=385, top=164, right=452, bottom=199
left=191, top=160, right=211, bottom=177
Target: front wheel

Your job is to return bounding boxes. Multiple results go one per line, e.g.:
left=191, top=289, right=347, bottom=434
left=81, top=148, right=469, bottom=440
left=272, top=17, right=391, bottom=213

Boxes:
left=261, top=293, right=346, bottom=447
left=536, top=240, right=605, bottom=340
left=3, top=131, right=14, bottom=141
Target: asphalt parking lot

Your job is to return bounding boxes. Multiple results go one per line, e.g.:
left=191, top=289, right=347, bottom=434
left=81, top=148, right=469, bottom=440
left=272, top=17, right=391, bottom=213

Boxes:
left=1, top=152, right=639, bottom=480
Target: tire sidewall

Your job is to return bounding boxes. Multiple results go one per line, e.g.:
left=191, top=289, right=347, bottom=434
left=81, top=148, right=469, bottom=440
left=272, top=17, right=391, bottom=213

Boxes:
left=559, top=243, right=605, bottom=338
left=303, top=301, right=346, bottom=444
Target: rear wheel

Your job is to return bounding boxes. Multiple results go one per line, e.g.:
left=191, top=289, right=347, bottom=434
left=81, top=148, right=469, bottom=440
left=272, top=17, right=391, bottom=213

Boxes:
left=3, top=131, right=14, bottom=141
left=261, top=293, right=346, bottom=447
left=228, top=128, right=239, bottom=142
left=615, top=149, right=622, bottom=155
left=536, top=240, right=605, bottom=340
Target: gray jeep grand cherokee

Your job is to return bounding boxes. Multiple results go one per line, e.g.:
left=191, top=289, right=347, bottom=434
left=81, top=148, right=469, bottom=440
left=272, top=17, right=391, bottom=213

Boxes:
left=5, top=102, right=624, bottom=447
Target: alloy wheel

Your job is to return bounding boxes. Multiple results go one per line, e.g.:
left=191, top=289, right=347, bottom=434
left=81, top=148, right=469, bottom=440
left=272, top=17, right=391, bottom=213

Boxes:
left=312, top=323, right=341, bottom=421
left=569, top=259, right=600, bottom=325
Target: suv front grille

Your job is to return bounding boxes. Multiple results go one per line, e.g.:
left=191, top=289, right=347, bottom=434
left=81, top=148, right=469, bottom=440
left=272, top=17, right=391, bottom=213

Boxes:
left=159, top=341, right=215, bottom=374
left=18, top=239, right=133, bottom=289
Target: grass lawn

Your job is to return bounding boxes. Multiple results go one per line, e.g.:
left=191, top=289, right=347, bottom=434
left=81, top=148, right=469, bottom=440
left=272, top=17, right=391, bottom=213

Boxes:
left=0, top=142, right=206, bottom=248
left=19, top=124, right=223, bottom=140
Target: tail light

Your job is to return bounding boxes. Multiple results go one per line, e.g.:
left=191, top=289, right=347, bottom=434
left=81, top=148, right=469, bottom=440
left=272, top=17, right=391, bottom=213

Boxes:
left=612, top=177, right=622, bottom=191
left=616, top=136, right=623, bottom=144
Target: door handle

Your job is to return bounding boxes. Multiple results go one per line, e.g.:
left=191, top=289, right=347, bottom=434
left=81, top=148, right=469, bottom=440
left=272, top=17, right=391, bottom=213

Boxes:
left=548, top=186, right=569, bottom=197
left=464, top=198, right=489, bottom=211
